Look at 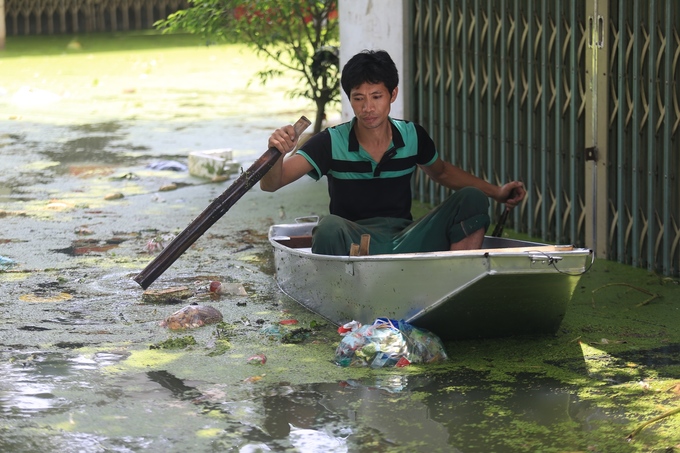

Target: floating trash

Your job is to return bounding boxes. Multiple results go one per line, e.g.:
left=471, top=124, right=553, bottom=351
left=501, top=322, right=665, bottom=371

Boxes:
left=260, top=324, right=311, bottom=344
left=247, top=354, right=267, bottom=365
left=334, top=318, right=447, bottom=368
left=244, top=375, right=264, bottom=383
left=208, top=281, right=248, bottom=296
left=158, top=183, right=177, bottom=192
left=143, top=233, right=176, bottom=254
left=0, top=255, right=16, bottom=269
left=147, top=160, right=188, bottom=172
left=19, top=292, right=73, bottom=303
left=160, top=304, right=223, bottom=330
left=142, top=286, right=193, bottom=304
left=104, top=192, right=124, bottom=200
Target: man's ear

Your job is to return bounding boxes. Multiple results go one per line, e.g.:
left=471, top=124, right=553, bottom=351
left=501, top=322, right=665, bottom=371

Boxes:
left=391, top=86, right=399, bottom=103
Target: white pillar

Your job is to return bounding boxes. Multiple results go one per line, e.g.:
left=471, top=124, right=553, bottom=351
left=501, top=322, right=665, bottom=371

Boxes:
left=338, top=0, right=408, bottom=121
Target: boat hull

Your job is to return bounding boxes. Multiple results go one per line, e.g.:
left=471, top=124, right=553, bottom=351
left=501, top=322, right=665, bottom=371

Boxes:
left=269, top=222, right=592, bottom=340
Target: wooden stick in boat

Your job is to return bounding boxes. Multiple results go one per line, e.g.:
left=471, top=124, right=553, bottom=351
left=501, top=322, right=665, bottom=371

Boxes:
left=449, top=244, right=574, bottom=255
left=359, top=234, right=371, bottom=256
left=349, top=234, right=371, bottom=256
left=133, top=115, right=312, bottom=290
left=492, top=188, right=519, bottom=237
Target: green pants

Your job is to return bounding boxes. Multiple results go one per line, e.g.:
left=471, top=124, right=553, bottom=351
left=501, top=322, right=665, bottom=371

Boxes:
left=311, top=187, right=490, bottom=255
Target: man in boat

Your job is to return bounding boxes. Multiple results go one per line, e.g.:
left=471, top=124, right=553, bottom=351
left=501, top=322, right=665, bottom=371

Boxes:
left=261, top=50, right=525, bottom=256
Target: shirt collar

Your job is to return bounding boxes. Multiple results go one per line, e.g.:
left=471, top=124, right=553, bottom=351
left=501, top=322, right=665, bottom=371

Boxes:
left=348, top=117, right=405, bottom=152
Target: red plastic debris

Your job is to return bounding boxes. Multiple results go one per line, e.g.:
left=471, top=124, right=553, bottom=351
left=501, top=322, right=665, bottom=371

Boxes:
left=247, top=354, right=267, bottom=365
left=209, top=281, right=222, bottom=293
left=395, top=357, right=411, bottom=368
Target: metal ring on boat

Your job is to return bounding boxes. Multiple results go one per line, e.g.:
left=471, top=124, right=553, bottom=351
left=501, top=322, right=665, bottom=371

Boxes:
left=529, top=249, right=595, bottom=276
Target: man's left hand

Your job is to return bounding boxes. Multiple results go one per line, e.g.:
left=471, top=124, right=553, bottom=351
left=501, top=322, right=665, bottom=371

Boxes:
left=499, top=181, right=525, bottom=208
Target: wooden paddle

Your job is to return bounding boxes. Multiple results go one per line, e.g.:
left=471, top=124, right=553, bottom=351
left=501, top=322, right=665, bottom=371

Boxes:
left=492, top=207, right=510, bottom=237
left=134, top=115, right=312, bottom=289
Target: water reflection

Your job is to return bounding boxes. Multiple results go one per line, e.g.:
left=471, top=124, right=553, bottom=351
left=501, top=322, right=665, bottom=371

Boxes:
left=0, top=352, right=76, bottom=419
left=140, top=369, right=588, bottom=452
left=2, top=345, right=678, bottom=452
left=0, top=350, right=127, bottom=420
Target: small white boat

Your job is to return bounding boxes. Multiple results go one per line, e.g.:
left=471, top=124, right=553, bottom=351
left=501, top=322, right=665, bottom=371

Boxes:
left=269, top=220, right=594, bottom=340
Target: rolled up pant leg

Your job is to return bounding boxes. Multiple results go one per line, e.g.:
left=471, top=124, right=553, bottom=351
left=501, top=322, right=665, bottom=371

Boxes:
left=393, top=187, right=490, bottom=253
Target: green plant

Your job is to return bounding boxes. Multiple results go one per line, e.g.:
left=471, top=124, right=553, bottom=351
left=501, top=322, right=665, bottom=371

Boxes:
left=156, top=0, right=339, bottom=133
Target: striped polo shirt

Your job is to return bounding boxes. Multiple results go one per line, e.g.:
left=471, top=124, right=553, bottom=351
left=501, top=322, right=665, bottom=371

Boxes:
left=297, top=117, right=438, bottom=221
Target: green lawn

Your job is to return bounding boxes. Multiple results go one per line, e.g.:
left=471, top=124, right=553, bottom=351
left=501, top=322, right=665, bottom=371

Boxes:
left=0, top=31, right=312, bottom=125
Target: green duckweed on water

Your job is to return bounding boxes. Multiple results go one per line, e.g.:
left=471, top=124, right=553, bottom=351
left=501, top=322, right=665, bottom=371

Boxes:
left=2, top=33, right=680, bottom=452
left=149, top=335, right=197, bottom=350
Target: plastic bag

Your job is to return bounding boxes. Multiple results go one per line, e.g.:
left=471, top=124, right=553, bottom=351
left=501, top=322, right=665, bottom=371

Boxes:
left=334, top=318, right=447, bottom=368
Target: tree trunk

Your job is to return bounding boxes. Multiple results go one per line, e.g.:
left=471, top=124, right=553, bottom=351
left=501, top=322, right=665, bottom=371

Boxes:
left=313, top=99, right=326, bottom=134
left=0, top=0, right=6, bottom=50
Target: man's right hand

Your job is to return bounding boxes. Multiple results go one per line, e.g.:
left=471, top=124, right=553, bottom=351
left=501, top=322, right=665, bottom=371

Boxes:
left=268, top=125, right=298, bottom=154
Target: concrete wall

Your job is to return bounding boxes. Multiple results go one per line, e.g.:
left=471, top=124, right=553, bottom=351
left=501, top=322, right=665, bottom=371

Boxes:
left=338, top=0, right=408, bottom=121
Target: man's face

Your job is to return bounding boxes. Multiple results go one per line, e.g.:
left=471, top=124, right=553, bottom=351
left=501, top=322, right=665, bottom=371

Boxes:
left=349, top=82, right=397, bottom=130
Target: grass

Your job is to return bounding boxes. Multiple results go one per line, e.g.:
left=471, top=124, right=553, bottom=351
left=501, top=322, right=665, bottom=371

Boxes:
left=0, top=30, right=208, bottom=57
left=0, top=31, right=312, bottom=125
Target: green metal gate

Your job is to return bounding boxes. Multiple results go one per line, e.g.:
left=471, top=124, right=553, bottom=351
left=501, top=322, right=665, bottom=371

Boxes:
left=411, top=0, right=679, bottom=277
left=607, top=1, right=679, bottom=275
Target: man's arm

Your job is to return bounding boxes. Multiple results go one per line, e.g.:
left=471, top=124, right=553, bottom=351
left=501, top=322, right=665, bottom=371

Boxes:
left=260, top=125, right=314, bottom=192
left=420, top=158, right=525, bottom=207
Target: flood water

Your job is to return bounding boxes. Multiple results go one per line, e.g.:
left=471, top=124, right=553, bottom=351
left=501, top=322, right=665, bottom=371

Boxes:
left=2, top=341, right=680, bottom=452
left=0, top=349, right=606, bottom=452
left=2, top=37, right=680, bottom=452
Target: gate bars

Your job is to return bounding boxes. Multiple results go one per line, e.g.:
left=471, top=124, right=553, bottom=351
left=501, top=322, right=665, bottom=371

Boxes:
left=411, top=0, right=679, bottom=277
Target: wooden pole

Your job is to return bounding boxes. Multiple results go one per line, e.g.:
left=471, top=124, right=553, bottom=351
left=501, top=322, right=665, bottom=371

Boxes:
left=134, top=116, right=311, bottom=289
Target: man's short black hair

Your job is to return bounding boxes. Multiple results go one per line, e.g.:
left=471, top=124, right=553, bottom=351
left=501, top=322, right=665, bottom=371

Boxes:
left=340, top=50, right=399, bottom=97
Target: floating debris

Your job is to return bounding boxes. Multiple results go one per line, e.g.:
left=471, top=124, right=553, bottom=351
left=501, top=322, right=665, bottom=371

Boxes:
left=46, top=199, right=75, bottom=210
left=188, top=149, right=233, bottom=179
left=160, top=304, right=223, bottom=330
left=142, top=286, right=193, bottom=304
left=147, top=160, right=188, bottom=172
left=143, top=234, right=175, bottom=253
left=259, top=324, right=312, bottom=344
left=247, top=354, right=267, bottom=365
left=0, top=255, right=17, bottom=269
left=208, top=281, right=248, bottom=296
left=68, top=165, right=114, bottom=178
left=0, top=209, right=27, bottom=218
left=53, top=238, right=122, bottom=256
left=244, top=375, right=264, bottom=383
left=104, top=192, right=124, bottom=200
left=281, top=328, right=312, bottom=344
left=19, top=292, right=73, bottom=303
left=110, top=172, right=139, bottom=180
left=158, top=183, right=177, bottom=192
